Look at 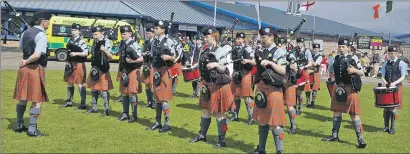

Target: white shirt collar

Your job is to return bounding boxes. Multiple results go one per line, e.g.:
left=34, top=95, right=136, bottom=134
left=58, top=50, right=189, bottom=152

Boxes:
left=34, top=25, right=45, bottom=32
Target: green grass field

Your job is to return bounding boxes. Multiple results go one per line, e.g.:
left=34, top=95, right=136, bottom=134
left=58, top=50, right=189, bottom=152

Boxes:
left=1, top=70, right=409, bottom=153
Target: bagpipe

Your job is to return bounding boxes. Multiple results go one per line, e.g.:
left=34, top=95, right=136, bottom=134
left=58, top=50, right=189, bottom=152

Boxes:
left=219, top=18, right=239, bottom=47
left=90, top=20, right=119, bottom=81
left=153, top=12, right=175, bottom=86
left=2, top=1, right=30, bottom=43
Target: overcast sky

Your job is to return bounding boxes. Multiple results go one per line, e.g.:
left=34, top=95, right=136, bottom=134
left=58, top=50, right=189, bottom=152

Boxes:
left=240, top=1, right=410, bottom=36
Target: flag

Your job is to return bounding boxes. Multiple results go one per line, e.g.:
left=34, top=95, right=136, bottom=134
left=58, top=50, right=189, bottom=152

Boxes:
left=299, top=1, right=315, bottom=11
left=373, top=1, right=393, bottom=19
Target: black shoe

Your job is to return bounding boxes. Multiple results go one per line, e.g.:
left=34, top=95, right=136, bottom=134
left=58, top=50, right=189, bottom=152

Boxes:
left=383, top=127, right=390, bottom=133
left=306, top=104, right=312, bottom=108
left=62, top=102, right=73, bottom=108
left=322, top=136, right=339, bottom=142
left=118, top=114, right=129, bottom=121
left=189, top=135, right=207, bottom=143
left=101, top=110, right=109, bottom=116
left=87, top=109, right=98, bottom=113
left=276, top=151, right=283, bottom=154
left=116, top=97, right=122, bottom=102
left=150, top=102, right=156, bottom=109
left=128, top=116, right=137, bottom=123
left=290, top=127, right=296, bottom=134
left=159, top=125, right=171, bottom=133
left=389, top=128, right=395, bottom=134
left=214, top=141, right=226, bottom=148
left=230, top=117, right=239, bottom=122
left=247, top=118, right=254, bottom=125
left=27, top=129, right=48, bottom=137
left=191, top=94, right=199, bottom=98
left=310, top=103, right=315, bottom=108
left=146, top=123, right=162, bottom=131
left=253, top=145, right=266, bottom=154
left=13, top=125, right=28, bottom=133
left=76, top=105, right=87, bottom=110
left=145, top=102, right=153, bottom=108
left=296, top=110, right=302, bottom=115
left=357, top=138, right=367, bottom=149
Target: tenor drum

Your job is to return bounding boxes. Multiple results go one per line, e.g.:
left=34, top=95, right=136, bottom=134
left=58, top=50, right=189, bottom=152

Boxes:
left=373, top=87, right=400, bottom=108
left=182, top=66, right=200, bottom=82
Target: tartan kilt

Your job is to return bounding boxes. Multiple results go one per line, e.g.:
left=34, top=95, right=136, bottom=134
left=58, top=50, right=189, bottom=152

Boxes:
left=142, top=65, right=154, bottom=85
left=174, top=63, right=183, bottom=76
left=283, top=84, right=297, bottom=106
left=153, top=67, right=173, bottom=102
left=64, top=62, right=86, bottom=84
left=304, top=71, right=312, bottom=92
left=199, top=81, right=234, bottom=114
left=253, top=82, right=286, bottom=126
left=230, top=72, right=253, bottom=97
left=13, top=64, right=49, bottom=102
left=330, top=85, right=361, bottom=115
left=86, top=71, right=114, bottom=91
left=311, top=72, right=321, bottom=90
left=120, top=68, right=142, bottom=94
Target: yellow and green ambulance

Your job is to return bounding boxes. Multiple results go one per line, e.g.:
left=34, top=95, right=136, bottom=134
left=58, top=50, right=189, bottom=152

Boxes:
left=46, top=16, right=134, bottom=62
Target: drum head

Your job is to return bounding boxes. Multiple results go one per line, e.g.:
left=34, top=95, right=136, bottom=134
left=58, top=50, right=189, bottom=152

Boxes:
left=255, top=91, right=267, bottom=108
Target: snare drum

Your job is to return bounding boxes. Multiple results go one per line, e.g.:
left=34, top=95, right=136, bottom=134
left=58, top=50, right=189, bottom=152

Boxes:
left=182, top=66, right=200, bottom=82
left=171, top=65, right=178, bottom=78
left=297, top=69, right=308, bottom=86
left=373, top=87, right=400, bottom=108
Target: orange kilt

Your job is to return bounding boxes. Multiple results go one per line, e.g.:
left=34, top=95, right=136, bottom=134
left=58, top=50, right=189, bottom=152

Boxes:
left=253, top=82, right=286, bottom=126
left=304, top=71, right=312, bottom=92
left=330, top=84, right=361, bottom=115
left=153, top=67, right=173, bottom=102
left=86, top=71, right=113, bottom=91
left=142, top=65, right=154, bottom=85
left=13, top=64, right=49, bottom=102
left=199, top=81, right=234, bottom=113
left=284, top=84, right=297, bottom=106
left=120, top=68, right=143, bottom=94
left=174, top=63, right=183, bottom=76
left=230, top=72, right=253, bottom=97
left=64, top=62, right=86, bottom=84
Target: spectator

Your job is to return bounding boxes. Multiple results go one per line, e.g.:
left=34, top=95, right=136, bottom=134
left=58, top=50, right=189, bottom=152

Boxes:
left=320, top=55, right=328, bottom=76
left=371, top=49, right=381, bottom=78
left=328, top=52, right=336, bottom=80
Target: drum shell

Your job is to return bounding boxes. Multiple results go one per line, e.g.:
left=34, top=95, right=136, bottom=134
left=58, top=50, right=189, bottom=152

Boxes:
left=374, top=87, right=400, bottom=108
left=182, top=67, right=200, bottom=82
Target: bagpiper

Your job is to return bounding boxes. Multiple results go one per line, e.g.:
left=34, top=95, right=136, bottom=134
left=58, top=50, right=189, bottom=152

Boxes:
left=62, top=23, right=88, bottom=110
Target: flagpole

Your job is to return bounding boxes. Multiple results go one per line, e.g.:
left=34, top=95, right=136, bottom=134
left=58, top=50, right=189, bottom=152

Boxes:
left=313, top=3, right=316, bottom=40
left=256, top=1, right=261, bottom=40
left=388, top=16, right=392, bottom=46
left=213, top=0, right=217, bottom=27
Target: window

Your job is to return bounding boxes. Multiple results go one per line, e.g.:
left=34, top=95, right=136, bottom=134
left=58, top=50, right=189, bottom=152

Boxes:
left=25, top=12, right=34, bottom=17
left=58, top=14, right=71, bottom=17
